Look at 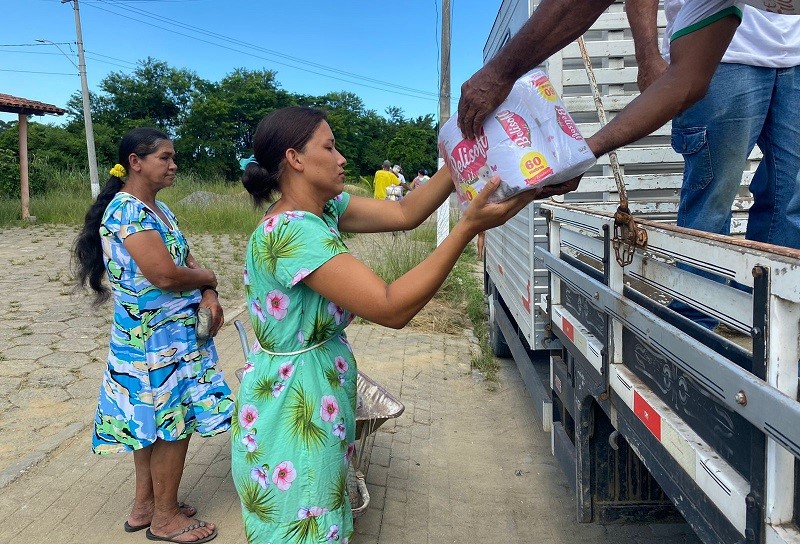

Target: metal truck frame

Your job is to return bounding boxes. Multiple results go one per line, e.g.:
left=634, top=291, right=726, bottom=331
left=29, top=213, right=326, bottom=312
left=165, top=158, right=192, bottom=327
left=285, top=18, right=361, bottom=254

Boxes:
left=483, top=1, right=800, bottom=543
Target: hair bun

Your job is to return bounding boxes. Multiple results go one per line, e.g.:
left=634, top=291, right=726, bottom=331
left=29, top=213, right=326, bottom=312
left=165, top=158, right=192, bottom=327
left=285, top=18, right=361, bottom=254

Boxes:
left=242, top=160, right=277, bottom=207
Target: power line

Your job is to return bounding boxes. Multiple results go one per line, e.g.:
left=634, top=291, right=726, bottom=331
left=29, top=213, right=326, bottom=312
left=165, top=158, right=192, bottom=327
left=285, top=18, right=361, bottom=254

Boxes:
left=82, top=0, right=442, bottom=102
left=0, top=42, right=73, bottom=47
left=0, top=50, right=66, bottom=57
left=84, top=54, right=135, bottom=69
left=93, top=0, right=441, bottom=98
left=84, top=50, right=137, bottom=66
left=0, top=68, right=77, bottom=76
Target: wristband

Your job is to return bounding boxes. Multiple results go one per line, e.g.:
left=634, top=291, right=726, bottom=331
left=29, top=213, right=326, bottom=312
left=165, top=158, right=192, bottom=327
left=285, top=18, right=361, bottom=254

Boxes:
left=200, top=285, right=218, bottom=297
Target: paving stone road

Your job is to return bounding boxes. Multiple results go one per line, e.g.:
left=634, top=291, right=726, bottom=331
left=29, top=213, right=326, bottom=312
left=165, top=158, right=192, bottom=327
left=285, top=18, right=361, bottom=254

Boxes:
left=0, top=225, right=701, bottom=543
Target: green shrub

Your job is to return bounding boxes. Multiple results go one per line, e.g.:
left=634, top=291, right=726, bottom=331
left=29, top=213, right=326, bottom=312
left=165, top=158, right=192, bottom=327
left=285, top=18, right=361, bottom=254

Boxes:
left=0, top=149, right=18, bottom=198
left=360, top=175, right=375, bottom=195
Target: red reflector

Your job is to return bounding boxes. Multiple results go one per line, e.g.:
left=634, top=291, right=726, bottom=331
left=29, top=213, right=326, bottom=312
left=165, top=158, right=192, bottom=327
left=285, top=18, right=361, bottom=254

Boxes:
left=634, top=390, right=661, bottom=441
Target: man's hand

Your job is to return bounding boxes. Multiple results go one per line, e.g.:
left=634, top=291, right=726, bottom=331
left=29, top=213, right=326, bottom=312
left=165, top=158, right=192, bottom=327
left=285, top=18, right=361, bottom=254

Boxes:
left=625, top=0, right=666, bottom=92
left=457, top=63, right=514, bottom=140
left=531, top=177, right=582, bottom=200
left=636, top=56, right=668, bottom=92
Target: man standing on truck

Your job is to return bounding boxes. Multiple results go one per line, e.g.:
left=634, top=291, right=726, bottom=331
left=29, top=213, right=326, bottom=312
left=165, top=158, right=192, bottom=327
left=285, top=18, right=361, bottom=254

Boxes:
left=457, top=0, right=799, bottom=200
left=626, top=0, right=800, bottom=329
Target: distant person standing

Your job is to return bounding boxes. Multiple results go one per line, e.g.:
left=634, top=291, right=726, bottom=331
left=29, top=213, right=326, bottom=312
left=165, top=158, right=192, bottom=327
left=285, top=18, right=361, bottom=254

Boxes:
left=392, top=164, right=406, bottom=186
left=373, top=160, right=396, bottom=200
left=411, top=169, right=430, bottom=190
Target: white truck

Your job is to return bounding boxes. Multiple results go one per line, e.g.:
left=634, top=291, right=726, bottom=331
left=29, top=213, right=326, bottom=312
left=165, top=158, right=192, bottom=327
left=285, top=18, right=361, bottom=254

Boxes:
left=483, top=2, right=800, bottom=543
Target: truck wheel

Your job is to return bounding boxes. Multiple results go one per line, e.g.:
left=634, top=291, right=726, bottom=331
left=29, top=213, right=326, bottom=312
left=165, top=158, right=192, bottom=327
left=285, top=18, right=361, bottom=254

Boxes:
left=488, top=295, right=512, bottom=358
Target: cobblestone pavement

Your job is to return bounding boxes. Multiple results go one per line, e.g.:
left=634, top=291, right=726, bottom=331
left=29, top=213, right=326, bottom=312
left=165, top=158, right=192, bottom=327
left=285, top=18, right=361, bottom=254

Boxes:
left=0, top=225, right=701, bottom=543
left=0, top=225, right=246, bottom=486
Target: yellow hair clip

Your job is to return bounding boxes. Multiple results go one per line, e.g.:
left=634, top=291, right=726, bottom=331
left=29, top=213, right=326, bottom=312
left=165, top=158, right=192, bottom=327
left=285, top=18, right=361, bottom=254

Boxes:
left=109, top=164, right=127, bottom=178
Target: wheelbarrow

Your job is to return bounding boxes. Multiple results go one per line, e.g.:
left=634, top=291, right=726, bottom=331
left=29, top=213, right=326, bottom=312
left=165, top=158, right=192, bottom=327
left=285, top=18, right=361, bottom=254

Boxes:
left=233, top=320, right=404, bottom=517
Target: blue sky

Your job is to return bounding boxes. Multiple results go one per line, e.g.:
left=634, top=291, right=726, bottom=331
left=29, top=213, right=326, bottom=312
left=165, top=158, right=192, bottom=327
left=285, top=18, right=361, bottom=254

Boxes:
left=1, top=0, right=502, bottom=125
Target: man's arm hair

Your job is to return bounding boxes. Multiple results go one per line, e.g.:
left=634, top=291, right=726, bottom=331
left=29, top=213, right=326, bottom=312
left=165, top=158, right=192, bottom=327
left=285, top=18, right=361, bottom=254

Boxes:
left=488, top=0, right=616, bottom=80
left=626, top=0, right=668, bottom=91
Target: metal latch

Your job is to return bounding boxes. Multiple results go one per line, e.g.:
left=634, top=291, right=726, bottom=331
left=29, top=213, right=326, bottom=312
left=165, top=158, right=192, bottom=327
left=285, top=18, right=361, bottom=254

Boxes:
left=613, top=206, right=648, bottom=267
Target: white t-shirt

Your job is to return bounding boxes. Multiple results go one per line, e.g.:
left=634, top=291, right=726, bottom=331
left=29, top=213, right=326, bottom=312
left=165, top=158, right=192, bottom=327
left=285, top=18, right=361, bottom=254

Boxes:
left=664, top=0, right=800, bottom=67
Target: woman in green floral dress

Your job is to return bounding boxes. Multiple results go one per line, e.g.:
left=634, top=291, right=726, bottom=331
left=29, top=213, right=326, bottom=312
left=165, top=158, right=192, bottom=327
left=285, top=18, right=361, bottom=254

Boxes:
left=233, top=106, right=540, bottom=543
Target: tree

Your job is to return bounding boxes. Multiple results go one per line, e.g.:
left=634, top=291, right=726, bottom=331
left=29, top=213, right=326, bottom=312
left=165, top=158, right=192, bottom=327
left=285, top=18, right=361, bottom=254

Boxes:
left=0, top=121, right=88, bottom=195
left=302, top=92, right=371, bottom=178
left=68, top=57, right=204, bottom=138
left=386, top=115, right=438, bottom=178
left=177, top=68, right=295, bottom=179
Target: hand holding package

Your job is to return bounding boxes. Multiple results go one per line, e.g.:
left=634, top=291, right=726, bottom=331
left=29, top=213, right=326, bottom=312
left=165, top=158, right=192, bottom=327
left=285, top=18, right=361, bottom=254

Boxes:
left=439, top=69, right=596, bottom=207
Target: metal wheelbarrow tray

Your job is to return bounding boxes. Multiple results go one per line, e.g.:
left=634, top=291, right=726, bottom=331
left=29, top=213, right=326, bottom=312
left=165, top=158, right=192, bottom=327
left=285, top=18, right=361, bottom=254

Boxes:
left=355, top=369, right=404, bottom=440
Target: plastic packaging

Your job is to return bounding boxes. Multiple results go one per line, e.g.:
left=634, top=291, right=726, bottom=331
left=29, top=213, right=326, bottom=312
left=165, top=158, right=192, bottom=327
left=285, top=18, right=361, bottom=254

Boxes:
left=438, top=69, right=596, bottom=207
left=196, top=307, right=212, bottom=343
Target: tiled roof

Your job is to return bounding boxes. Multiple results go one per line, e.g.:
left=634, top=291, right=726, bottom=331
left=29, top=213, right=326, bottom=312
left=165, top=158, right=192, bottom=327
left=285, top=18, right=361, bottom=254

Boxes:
left=0, top=93, right=66, bottom=115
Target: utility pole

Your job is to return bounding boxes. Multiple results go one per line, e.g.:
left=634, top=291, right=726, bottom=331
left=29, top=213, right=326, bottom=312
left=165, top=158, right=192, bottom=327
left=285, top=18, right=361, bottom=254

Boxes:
left=64, top=0, right=100, bottom=198
left=436, top=0, right=451, bottom=246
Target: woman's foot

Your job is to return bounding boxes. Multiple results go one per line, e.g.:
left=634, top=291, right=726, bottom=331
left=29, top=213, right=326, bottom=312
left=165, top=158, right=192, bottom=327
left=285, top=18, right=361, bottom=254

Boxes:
left=147, top=514, right=216, bottom=543
left=125, top=502, right=198, bottom=532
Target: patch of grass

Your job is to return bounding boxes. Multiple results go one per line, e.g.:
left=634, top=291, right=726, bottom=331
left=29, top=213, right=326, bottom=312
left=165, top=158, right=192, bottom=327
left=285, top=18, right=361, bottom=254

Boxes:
left=360, top=233, right=433, bottom=284
left=0, top=169, right=261, bottom=235
left=463, top=267, right=498, bottom=382
left=362, top=223, right=496, bottom=381
left=344, top=183, right=371, bottom=198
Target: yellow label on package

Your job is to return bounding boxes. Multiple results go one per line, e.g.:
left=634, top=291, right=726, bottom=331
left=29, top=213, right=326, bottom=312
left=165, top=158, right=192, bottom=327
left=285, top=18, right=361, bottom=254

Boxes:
left=520, top=151, right=554, bottom=185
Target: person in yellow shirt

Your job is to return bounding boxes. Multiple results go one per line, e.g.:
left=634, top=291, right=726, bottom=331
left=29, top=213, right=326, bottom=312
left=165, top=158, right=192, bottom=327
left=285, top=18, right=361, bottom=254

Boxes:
left=373, top=160, right=398, bottom=200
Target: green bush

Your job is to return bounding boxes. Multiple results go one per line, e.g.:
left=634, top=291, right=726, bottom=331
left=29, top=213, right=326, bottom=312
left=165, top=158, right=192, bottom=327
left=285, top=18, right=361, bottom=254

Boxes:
left=0, top=149, right=18, bottom=198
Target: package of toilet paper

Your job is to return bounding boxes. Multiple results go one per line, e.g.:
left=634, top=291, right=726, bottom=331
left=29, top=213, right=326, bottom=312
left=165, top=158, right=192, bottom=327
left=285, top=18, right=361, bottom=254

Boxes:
left=438, top=69, right=596, bottom=207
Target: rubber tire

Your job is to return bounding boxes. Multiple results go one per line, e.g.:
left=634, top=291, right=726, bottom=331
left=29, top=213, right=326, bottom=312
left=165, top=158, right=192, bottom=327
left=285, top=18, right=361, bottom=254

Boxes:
left=488, top=295, right=512, bottom=358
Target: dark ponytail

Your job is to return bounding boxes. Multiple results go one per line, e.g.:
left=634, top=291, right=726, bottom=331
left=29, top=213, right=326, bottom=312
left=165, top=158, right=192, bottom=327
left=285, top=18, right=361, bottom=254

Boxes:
left=72, top=127, right=169, bottom=305
left=243, top=106, right=327, bottom=208
left=72, top=176, right=124, bottom=304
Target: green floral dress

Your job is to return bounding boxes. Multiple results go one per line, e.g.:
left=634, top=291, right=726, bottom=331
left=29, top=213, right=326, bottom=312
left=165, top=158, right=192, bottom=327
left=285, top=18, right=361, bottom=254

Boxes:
left=232, top=193, right=357, bottom=544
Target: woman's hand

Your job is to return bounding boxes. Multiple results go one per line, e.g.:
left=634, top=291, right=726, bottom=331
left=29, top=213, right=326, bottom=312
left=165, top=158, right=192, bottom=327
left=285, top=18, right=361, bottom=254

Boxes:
left=200, top=289, right=224, bottom=337
left=459, top=175, right=578, bottom=235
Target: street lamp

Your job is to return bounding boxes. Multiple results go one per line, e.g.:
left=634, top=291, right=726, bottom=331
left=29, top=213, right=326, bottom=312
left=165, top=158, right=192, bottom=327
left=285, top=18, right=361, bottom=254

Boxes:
left=39, top=0, right=100, bottom=198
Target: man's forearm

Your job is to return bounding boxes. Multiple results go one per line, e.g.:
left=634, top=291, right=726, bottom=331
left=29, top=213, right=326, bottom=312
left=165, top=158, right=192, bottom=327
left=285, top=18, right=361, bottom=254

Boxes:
left=625, top=0, right=661, bottom=63
left=587, top=68, right=690, bottom=157
left=588, top=16, right=738, bottom=158
left=488, top=0, right=615, bottom=81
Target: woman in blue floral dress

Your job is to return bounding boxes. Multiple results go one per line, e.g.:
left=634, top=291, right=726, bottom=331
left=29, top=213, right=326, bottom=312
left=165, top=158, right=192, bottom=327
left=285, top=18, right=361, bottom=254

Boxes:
left=74, top=128, right=232, bottom=543
left=233, top=107, right=538, bottom=543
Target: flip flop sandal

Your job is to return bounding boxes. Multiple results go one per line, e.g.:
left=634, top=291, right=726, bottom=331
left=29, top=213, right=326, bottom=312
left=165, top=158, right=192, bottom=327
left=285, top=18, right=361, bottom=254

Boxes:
left=146, top=520, right=217, bottom=543
left=123, top=502, right=197, bottom=532
left=124, top=520, right=150, bottom=533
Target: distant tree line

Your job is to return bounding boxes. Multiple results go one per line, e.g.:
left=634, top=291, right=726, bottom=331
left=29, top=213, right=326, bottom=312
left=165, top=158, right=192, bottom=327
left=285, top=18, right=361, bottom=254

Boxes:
left=0, top=57, right=439, bottom=196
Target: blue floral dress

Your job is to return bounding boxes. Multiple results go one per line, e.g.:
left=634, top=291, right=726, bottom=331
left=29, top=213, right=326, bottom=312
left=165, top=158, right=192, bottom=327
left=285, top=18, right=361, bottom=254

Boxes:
left=92, top=192, right=233, bottom=454
left=232, top=193, right=357, bottom=544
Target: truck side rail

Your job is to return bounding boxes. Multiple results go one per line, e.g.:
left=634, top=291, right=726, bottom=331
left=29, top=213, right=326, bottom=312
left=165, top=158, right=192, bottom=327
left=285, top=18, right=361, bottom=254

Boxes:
left=539, top=201, right=800, bottom=543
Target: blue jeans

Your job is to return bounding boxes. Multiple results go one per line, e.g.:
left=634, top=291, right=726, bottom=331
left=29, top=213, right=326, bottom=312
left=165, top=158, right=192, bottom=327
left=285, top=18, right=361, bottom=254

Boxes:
left=669, top=63, right=800, bottom=329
